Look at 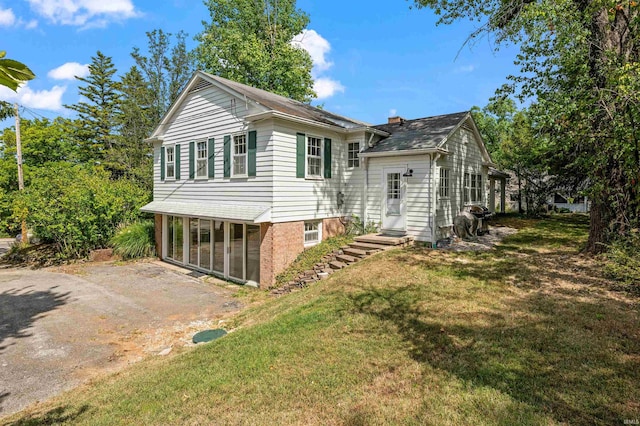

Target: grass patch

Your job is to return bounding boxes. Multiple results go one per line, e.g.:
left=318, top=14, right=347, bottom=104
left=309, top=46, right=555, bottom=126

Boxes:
left=4, top=215, right=639, bottom=425
left=274, top=235, right=352, bottom=286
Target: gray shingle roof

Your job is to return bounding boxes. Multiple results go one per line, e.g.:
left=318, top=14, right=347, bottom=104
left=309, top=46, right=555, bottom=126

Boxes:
left=203, top=72, right=368, bottom=129
left=363, top=111, right=470, bottom=154
left=140, top=200, right=271, bottom=222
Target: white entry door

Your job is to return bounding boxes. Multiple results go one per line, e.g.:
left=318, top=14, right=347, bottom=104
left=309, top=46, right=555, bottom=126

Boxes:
left=382, top=168, right=406, bottom=231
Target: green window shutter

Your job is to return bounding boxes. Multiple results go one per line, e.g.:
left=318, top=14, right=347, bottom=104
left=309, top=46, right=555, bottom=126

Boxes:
left=223, top=135, right=231, bottom=178
left=207, top=138, right=215, bottom=178
left=160, top=146, right=165, bottom=181
left=324, top=138, right=332, bottom=178
left=296, top=133, right=305, bottom=178
left=248, top=130, right=257, bottom=177
left=189, top=141, right=195, bottom=179
left=175, top=144, right=181, bottom=180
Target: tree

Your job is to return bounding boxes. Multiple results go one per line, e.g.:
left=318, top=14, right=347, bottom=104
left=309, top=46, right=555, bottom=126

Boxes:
left=413, top=0, right=640, bottom=253
left=65, top=51, right=121, bottom=165
left=116, top=65, right=155, bottom=187
left=131, top=29, right=194, bottom=124
left=0, top=50, right=35, bottom=91
left=195, top=0, right=315, bottom=102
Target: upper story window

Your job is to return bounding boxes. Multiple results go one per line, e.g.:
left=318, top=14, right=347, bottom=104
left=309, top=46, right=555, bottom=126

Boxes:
left=439, top=168, right=450, bottom=198
left=166, top=146, right=175, bottom=179
left=307, top=136, right=322, bottom=178
left=196, top=141, right=207, bottom=178
left=348, top=142, right=360, bottom=168
left=233, top=133, right=247, bottom=176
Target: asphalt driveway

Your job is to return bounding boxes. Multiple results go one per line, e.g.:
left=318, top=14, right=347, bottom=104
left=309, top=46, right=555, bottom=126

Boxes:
left=0, top=261, right=242, bottom=418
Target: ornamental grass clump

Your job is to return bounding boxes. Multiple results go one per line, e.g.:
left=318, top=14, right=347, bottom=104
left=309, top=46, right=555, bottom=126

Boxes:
left=604, top=230, right=640, bottom=291
left=111, top=221, right=156, bottom=260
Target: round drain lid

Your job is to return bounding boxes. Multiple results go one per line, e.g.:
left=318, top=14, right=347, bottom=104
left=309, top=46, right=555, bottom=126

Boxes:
left=193, top=329, right=227, bottom=344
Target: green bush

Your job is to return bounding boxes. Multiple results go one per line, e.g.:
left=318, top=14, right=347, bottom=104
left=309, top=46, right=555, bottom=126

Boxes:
left=12, top=163, right=150, bottom=258
left=111, top=221, right=156, bottom=259
left=604, top=231, right=640, bottom=290
left=345, top=215, right=379, bottom=236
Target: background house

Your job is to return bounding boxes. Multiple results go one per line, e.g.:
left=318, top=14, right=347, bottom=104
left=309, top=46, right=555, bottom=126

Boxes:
left=141, top=71, right=496, bottom=287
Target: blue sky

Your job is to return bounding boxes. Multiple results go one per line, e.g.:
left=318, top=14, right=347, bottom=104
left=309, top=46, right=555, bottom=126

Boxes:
left=1, top=0, right=521, bottom=126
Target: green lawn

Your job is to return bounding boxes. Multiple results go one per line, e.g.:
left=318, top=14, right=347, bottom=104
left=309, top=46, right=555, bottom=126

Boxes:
left=4, top=215, right=639, bottom=425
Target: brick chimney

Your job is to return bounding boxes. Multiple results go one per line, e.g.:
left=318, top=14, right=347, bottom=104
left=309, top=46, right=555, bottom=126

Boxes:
left=388, top=116, right=405, bottom=124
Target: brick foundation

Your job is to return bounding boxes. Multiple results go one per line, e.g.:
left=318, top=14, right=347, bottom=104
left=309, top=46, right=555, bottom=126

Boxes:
left=323, top=217, right=345, bottom=240
left=260, top=221, right=305, bottom=287
left=154, top=214, right=163, bottom=258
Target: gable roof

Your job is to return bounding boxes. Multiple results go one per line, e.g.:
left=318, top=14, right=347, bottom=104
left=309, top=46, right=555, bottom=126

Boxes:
left=363, top=111, right=471, bottom=154
left=202, top=73, right=369, bottom=129
left=148, top=71, right=368, bottom=140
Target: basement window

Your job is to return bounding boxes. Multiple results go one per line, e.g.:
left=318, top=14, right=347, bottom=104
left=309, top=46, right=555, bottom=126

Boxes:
left=304, top=221, right=321, bottom=246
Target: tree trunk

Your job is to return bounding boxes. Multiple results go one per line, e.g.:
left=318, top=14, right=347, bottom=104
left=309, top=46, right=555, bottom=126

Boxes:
left=585, top=196, right=608, bottom=254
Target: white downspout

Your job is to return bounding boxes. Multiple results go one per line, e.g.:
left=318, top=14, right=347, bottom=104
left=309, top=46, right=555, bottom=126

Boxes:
left=363, top=132, right=375, bottom=226
left=431, top=153, right=442, bottom=248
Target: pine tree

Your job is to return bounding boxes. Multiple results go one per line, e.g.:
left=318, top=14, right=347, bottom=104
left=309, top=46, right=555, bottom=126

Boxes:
left=65, top=51, right=121, bottom=165
left=116, top=65, right=155, bottom=187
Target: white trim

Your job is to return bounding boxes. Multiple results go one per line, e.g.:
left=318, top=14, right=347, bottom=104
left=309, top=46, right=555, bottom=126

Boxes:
left=305, top=134, right=324, bottom=179
left=359, top=147, right=449, bottom=158
left=304, top=220, right=322, bottom=247
left=165, top=144, right=176, bottom=180
left=231, top=132, right=248, bottom=178
left=347, top=141, right=361, bottom=168
left=195, top=140, right=208, bottom=180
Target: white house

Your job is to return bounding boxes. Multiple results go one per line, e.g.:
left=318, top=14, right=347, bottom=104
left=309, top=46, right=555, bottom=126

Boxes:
left=141, top=71, right=497, bottom=287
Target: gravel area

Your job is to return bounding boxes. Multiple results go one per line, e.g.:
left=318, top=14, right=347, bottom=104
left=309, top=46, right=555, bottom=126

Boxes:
left=440, top=226, right=519, bottom=251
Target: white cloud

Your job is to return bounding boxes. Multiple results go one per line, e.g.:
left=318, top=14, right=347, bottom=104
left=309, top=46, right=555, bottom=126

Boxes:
left=26, top=0, right=139, bottom=27
left=314, top=78, right=345, bottom=100
left=455, top=65, right=476, bottom=73
left=0, top=7, right=16, bottom=26
left=48, top=62, right=90, bottom=80
left=389, top=108, right=397, bottom=117
left=292, top=29, right=333, bottom=73
left=292, top=29, right=344, bottom=100
left=0, top=83, right=66, bottom=111
left=24, top=19, right=38, bottom=29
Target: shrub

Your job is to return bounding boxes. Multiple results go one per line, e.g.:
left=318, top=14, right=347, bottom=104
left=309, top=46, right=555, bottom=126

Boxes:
left=12, top=163, right=150, bottom=258
left=604, top=231, right=640, bottom=291
left=345, top=215, right=379, bottom=236
left=111, top=221, right=156, bottom=259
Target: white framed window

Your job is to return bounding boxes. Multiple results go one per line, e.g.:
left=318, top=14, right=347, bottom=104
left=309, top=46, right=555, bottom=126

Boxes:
left=233, top=133, right=247, bottom=176
left=166, top=146, right=175, bottom=179
left=304, top=221, right=321, bottom=246
left=439, top=168, right=450, bottom=198
left=306, top=136, right=323, bottom=178
left=196, top=141, right=207, bottom=178
left=463, top=172, right=470, bottom=203
left=348, top=142, right=360, bottom=168
left=464, top=172, right=483, bottom=203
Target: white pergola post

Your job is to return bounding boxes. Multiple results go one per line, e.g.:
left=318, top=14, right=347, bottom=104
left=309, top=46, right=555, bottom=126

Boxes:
left=489, top=178, right=496, bottom=212
left=500, top=179, right=506, bottom=213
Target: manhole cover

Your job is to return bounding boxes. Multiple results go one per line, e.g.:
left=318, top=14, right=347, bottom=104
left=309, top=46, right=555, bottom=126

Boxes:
left=192, top=329, right=227, bottom=344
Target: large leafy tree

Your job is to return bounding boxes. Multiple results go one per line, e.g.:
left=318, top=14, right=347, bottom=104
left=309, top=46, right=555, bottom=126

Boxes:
left=195, top=0, right=315, bottom=102
left=65, top=51, right=121, bottom=165
left=131, top=29, right=194, bottom=124
left=414, top=0, right=640, bottom=253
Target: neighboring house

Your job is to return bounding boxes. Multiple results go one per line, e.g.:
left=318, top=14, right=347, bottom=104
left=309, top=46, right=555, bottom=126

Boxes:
left=141, top=71, right=497, bottom=287
left=549, top=193, right=590, bottom=213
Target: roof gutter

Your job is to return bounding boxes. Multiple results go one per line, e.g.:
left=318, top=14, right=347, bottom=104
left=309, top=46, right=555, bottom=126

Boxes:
left=359, top=147, right=449, bottom=158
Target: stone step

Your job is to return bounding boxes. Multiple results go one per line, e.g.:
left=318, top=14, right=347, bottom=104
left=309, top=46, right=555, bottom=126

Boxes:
left=348, top=241, right=389, bottom=251
left=343, top=247, right=367, bottom=258
left=336, top=254, right=358, bottom=264
left=329, top=261, right=347, bottom=270
left=354, top=234, right=414, bottom=246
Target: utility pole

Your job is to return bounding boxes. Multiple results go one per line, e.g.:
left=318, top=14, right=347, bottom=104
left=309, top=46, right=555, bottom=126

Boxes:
left=14, top=103, right=27, bottom=245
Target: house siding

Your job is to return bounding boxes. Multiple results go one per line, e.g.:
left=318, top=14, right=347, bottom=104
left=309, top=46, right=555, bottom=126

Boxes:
left=271, top=120, right=346, bottom=223
left=435, top=123, right=489, bottom=240
left=152, top=85, right=273, bottom=209
left=366, top=155, right=433, bottom=242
